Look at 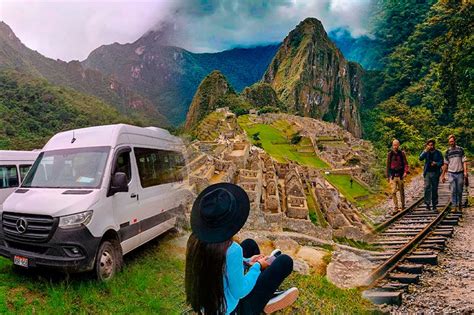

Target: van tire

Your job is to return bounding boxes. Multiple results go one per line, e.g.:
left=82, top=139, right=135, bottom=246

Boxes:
left=94, top=239, right=122, bottom=281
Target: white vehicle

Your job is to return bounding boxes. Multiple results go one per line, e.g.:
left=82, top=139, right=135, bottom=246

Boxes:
left=0, top=151, right=39, bottom=206
left=0, top=124, right=188, bottom=280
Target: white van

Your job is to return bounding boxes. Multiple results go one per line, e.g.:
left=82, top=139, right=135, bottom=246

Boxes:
left=0, top=151, right=39, bottom=206
left=0, top=124, right=188, bottom=280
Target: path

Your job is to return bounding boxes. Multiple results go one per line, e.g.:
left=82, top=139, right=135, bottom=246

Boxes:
left=383, top=179, right=474, bottom=313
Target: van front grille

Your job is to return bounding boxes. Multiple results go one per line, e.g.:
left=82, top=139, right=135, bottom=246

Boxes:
left=2, top=212, right=57, bottom=243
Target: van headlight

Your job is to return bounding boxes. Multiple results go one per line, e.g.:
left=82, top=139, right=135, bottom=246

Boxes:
left=59, top=211, right=93, bottom=229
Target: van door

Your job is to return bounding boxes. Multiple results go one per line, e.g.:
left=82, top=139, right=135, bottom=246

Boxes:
left=108, top=147, right=140, bottom=254
left=133, top=148, right=176, bottom=246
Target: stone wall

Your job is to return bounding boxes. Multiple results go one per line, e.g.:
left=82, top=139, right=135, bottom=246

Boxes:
left=287, top=196, right=309, bottom=219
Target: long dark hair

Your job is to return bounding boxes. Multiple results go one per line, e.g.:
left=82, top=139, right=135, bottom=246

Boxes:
left=185, top=233, right=232, bottom=314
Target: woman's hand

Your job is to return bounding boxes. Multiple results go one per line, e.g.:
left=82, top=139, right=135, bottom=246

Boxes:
left=248, top=254, right=264, bottom=265
left=257, top=257, right=270, bottom=270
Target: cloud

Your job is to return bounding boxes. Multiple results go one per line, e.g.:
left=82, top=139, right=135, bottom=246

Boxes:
left=0, top=0, right=372, bottom=60
left=0, top=0, right=175, bottom=61
left=170, top=0, right=372, bottom=52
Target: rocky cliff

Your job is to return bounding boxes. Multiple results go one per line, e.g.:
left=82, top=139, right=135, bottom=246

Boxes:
left=184, top=71, right=236, bottom=130
left=263, top=18, right=363, bottom=137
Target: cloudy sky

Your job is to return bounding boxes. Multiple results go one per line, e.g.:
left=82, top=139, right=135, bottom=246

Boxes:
left=0, top=0, right=372, bottom=61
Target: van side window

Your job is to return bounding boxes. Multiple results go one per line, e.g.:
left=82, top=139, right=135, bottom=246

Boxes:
left=19, top=164, right=32, bottom=182
left=134, top=148, right=185, bottom=188
left=0, top=165, right=19, bottom=189
left=114, top=151, right=132, bottom=182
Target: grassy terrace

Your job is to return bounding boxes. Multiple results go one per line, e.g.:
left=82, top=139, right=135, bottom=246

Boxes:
left=238, top=115, right=329, bottom=169
left=194, top=111, right=225, bottom=141
left=0, top=231, right=375, bottom=314
left=323, top=174, right=371, bottom=205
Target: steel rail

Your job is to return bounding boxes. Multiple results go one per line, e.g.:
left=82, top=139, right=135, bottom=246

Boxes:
left=363, top=201, right=452, bottom=287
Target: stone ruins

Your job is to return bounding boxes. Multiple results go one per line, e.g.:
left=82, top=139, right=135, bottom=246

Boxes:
left=184, top=109, right=375, bottom=241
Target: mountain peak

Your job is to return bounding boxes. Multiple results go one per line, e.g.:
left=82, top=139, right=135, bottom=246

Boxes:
left=289, top=17, right=326, bottom=40
left=135, top=20, right=178, bottom=47
left=0, top=21, right=22, bottom=45
left=297, top=17, right=325, bottom=31
left=205, top=70, right=229, bottom=82
left=184, top=70, right=235, bottom=130
left=263, top=17, right=363, bottom=137
left=0, top=21, right=12, bottom=32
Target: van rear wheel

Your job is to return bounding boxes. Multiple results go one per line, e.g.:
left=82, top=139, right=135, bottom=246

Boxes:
left=95, top=240, right=122, bottom=281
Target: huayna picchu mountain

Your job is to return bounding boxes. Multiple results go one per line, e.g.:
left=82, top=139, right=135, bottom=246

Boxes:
left=0, top=21, right=168, bottom=127
left=263, top=18, right=363, bottom=137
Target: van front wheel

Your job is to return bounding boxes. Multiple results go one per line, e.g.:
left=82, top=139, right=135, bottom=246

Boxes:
left=95, top=240, right=122, bottom=281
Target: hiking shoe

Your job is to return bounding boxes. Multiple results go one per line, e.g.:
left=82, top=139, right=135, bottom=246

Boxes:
left=271, top=289, right=285, bottom=298
left=266, top=249, right=281, bottom=264
left=264, top=287, right=299, bottom=314
left=270, top=249, right=282, bottom=257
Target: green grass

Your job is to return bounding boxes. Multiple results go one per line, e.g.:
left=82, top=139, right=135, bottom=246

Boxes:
left=238, top=115, right=329, bottom=169
left=305, top=183, right=329, bottom=228
left=319, top=140, right=346, bottom=148
left=0, top=232, right=186, bottom=314
left=280, top=273, right=376, bottom=314
left=324, top=174, right=371, bottom=204
left=306, top=190, right=319, bottom=226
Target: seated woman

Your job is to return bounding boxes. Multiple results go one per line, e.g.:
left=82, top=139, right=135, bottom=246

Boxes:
left=185, top=183, right=298, bottom=314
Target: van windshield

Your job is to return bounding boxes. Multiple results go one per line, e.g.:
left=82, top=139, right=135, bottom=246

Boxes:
left=22, top=146, right=110, bottom=189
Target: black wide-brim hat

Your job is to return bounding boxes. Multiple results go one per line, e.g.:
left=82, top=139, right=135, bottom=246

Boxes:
left=191, top=182, right=250, bottom=243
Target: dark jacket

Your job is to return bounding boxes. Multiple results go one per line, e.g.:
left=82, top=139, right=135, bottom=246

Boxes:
left=419, top=149, right=443, bottom=176
left=386, top=150, right=409, bottom=179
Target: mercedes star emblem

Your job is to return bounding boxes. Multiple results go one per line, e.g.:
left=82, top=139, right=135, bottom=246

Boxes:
left=16, top=218, right=28, bottom=234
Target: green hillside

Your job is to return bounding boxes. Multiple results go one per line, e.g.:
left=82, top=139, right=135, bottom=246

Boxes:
left=330, top=1, right=437, bottom=70
left=363, top=1, right=473, bottom=154
left=83, top=33, right=280, bottom=125
left=0, top=70, right=141, bottom=150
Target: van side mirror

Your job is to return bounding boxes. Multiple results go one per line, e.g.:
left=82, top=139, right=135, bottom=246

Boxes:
left=109, top=172, right=128, bottom=196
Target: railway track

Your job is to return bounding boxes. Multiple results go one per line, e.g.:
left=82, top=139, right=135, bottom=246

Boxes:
left=362, top=182, right=468, bottom=306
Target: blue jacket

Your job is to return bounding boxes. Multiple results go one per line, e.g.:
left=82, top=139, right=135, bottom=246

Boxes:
left=419, top=149, right=443, bottom=176
left=224, top=242, right=261, bottom=314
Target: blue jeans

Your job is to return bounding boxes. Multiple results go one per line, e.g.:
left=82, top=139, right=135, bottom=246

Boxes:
left=448, top=172, right=464, bottom=206
left=231, top=239, right=294, bottom=315
left=424, top=172, right=440, bottom=207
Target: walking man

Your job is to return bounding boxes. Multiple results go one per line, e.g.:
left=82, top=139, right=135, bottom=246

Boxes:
left=419, top=139, right=443, bottom=211
left=441, top=135, right=468, bottom=211
left=386, top=139, right=409, bottom=213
